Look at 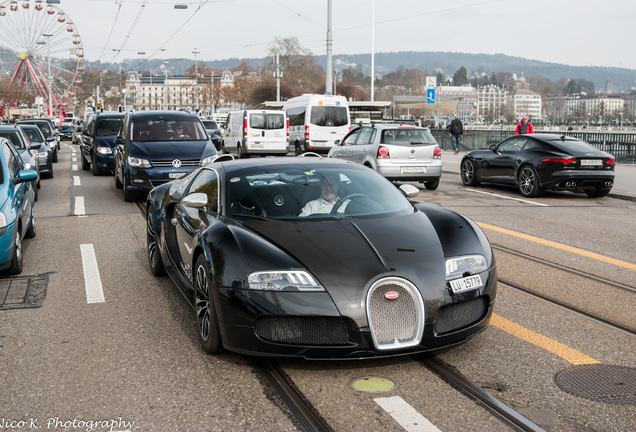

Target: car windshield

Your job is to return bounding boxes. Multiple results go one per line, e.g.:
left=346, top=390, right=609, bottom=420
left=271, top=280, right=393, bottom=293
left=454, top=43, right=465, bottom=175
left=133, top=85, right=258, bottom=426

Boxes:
left=20, top=128, right=44, bottom=143
left=131, top=117, right=208, bottom=142
left=381, top=128, right=436, bottom=145
left=310, top=106, right=348, bottom=127
left=96, top=118, right=123, bottom=137
left=226, top=164, right=413, bottom=221
left=0, top=131, right=25, bottom=149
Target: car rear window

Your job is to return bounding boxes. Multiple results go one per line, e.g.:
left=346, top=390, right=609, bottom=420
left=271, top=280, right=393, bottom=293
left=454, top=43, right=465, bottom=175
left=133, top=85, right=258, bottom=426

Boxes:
left=548, top=138, right=597, bottom=153
left=310, top=106, right=348, bottom=127
left=381, top=128, right=436, bottom=145
left=250, top=113, right=285, bottom=130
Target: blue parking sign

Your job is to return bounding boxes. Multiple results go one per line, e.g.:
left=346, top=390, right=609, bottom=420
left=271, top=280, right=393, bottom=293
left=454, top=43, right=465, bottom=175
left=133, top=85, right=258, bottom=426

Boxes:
left=426, top=88, right=435, bottom=104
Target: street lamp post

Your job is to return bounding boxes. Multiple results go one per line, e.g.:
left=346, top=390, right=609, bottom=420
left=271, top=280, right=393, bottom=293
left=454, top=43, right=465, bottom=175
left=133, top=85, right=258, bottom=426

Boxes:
left=42, top=33, right=53, bottom=120
left=163, top=62, right=169, bottom=110
left=192, top=49, right=200, bottom=111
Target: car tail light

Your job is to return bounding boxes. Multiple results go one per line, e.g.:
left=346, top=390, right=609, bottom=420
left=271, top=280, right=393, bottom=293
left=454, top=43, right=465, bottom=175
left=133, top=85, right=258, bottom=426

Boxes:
left=433, top=146, right=441, bottom=159
left=304, top=125, right=309, bottom=142
left=606, top=158, right=615, bottom=165
left=243, top=118, right=247, bottom=137
left=541, top=158, right=576, bottom=164
left=286, top=119, right=289, bottom=137
left=377, top=146, right=390, bottom=159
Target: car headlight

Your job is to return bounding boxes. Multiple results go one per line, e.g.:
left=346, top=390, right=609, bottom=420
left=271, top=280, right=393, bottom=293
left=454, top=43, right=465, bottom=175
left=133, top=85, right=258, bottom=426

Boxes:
left=200, top=155, right=215, bottom=166
left=248, top=270, right=325, bottom=291
left=0, top=212, right=6, bottom=236
left=445, top=255, right=488, bottom=279
left=38, top=150, right=49, bottom=157
left=97, top=147, right=113, bottom=155
left=127, top=156, right=151, bottom=168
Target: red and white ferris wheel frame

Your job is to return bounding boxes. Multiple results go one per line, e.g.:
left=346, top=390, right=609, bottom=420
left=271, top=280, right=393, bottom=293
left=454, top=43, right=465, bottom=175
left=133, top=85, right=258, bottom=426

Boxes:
left=0, top=0, right=84, bottom=118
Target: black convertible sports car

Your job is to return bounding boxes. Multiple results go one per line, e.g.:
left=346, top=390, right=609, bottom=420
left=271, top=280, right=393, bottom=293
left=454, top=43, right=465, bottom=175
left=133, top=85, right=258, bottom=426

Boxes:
left=146, top=157, right=497, bottom=359
left=460, top=134, right=615, bottom=198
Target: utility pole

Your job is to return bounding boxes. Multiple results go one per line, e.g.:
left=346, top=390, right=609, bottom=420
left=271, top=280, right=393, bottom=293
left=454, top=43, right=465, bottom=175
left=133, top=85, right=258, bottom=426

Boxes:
left=274, top=53, right=283, bottom=102
left=193, top=48, right=200, bottom=111
left=325, top=0, right=332, bottom=95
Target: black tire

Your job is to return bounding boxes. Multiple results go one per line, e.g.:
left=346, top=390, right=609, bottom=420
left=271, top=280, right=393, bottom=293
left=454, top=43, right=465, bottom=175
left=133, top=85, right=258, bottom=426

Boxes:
left=6, top=229, right=23, bottom=275
left=585, top=188, right=611, bottom=198
left=194, top=254, right=224, bottom=354
left=424, top=179, right=440, bottom=190
left=460, top=158, right=480, bottom=186
left=123, top=181, right=135, bottom=202
left=24, top=209, right=36, bottom=239
left=52, top=150, right=58, bottom=163
left=47, top=164, right=54, bottom=179
left=91, top=153, right=103, bottom=176
left=81, top=152, right=90, bottom=170
left=518, top=165, right=543, bottom=197
left=33, top=183, right=38, bottom=202
left=115, top=169, right=123, bottom=189
left=146, top=210, right=166, bottom=276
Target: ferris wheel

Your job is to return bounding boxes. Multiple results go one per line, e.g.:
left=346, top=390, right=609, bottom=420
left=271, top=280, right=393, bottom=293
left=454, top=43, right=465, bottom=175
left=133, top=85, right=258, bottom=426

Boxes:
left=0, top=0, right=84, bottom=120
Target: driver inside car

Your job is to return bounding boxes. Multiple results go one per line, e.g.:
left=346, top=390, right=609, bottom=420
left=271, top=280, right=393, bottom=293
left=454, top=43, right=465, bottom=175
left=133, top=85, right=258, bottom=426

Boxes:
left=299, top=174, right=349, bottom=216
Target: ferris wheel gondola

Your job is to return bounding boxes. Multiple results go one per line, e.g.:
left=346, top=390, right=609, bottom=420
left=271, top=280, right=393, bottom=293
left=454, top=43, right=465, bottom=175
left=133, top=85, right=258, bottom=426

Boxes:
left=0, top=0, right=84, bottom=121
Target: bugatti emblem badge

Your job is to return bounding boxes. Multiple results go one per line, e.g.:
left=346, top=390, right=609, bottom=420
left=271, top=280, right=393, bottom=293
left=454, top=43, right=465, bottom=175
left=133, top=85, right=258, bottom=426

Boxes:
left=385, top=291, right=399, bottom=300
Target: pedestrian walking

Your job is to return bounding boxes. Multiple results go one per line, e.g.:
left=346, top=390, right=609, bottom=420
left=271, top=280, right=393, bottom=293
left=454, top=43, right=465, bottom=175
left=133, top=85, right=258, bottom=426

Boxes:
left=515, top=115, right=534, bottom=135
left=449, top=114, right=464, bottom=154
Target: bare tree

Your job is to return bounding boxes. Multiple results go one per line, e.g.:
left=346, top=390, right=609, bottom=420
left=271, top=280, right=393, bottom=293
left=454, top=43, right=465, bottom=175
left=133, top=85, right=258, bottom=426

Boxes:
left=266, top=36, right=325, bottom=94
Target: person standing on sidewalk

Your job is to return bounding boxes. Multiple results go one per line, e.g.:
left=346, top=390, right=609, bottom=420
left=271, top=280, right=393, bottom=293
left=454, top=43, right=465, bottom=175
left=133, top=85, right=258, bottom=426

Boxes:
left=515, top=115, right=534, bottom=135
left=449, top=114, right=464, bottom=154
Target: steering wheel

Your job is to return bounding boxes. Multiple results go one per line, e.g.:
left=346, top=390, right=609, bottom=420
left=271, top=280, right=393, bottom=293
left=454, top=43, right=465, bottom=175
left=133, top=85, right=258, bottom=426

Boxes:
left=330, top=193, right=367, bottom=214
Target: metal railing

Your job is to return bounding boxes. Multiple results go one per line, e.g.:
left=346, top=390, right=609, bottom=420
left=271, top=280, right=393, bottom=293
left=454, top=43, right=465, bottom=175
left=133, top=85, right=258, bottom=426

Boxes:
left=430, top=129, right=636, bottom=164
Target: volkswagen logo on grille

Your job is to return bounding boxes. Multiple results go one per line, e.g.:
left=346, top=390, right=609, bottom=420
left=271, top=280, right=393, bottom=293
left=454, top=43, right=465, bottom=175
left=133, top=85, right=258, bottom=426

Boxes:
left=385, top=291, right=399, bottom=300
left=172, top=159, right=182, bottom=168
left=274, top=195, right=285, bottom=206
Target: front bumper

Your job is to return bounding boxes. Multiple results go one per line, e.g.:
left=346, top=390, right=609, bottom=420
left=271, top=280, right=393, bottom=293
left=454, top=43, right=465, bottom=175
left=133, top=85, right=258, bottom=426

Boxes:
left=126, top=166, right=198, bottom=192
left=216, top=267, right=497, bottom=359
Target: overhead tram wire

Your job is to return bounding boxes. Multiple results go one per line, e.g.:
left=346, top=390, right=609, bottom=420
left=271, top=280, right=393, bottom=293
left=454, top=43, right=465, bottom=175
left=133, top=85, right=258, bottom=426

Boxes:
left=97, top=0, right=124, bottom=62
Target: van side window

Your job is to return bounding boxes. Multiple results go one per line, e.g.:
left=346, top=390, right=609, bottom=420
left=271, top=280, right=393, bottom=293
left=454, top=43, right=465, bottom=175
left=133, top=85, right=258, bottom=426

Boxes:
left=286, top=107, right=306, bottom=127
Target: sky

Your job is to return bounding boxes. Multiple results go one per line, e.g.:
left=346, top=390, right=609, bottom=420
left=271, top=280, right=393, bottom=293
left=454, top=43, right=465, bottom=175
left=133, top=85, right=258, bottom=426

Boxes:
left=12, top=0, right=636, bottom=70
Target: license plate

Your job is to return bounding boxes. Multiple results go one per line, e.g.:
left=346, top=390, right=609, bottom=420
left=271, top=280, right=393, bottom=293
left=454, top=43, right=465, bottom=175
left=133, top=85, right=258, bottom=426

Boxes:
left=581, top=159, right=602, bottom=166
left=169, top=172, right=185, bottom=179
left=401, top=166, right=426, bottom=174
left=449, top=274, right=483, bottom=294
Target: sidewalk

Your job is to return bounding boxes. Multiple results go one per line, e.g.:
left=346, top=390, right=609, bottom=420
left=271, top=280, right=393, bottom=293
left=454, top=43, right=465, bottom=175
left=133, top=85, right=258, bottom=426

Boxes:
left=441, top=151, right=635, bottom=201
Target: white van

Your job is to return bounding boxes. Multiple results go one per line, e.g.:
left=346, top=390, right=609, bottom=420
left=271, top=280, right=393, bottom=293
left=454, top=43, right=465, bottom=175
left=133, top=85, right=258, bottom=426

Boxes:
left=283, top=94, right=351, bottom=155
left=223, top=110, right=288, bottom=157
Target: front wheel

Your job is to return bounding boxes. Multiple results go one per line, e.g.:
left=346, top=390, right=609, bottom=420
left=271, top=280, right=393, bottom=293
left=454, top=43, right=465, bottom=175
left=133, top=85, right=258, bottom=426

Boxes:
left=518, top=165, right=543, bottom=197
left=81, top=152, right=90, bottom=170
left=460, top=158, right=480, bottom=186
left=6, top=229, right=23, bottom=275
left=194, top=255, right=224, bottom=354
left=146, top=210, right=166, bottom=276
left=91, top=153, right=103, bottom=176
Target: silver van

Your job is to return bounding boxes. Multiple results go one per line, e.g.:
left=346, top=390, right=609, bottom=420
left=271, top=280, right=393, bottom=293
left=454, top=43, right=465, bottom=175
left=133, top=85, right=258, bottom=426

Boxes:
left=223, top=110, right=288, bottom=157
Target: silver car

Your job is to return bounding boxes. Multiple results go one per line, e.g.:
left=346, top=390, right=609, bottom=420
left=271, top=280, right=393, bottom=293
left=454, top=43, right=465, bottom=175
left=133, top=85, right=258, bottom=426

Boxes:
left=328, top=123, right=442, bottom=189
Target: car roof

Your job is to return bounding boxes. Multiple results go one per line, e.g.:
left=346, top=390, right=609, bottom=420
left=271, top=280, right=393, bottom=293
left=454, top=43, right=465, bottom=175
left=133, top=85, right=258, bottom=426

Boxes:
left=214, top=156, right=362, bottom=175
left=128, top=110, right=199, bottom=120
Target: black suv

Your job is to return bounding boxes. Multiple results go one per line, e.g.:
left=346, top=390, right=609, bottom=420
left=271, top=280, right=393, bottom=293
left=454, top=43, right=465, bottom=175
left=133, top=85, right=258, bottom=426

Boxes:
left=79, top=112, right=125, bottom=175
left=113, top=110, right=217, bottom=201
left=16, top=118, right=59, bottom=162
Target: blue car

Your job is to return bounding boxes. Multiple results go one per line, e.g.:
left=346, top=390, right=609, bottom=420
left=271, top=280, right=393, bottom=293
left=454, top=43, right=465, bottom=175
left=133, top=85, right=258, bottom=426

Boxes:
left=79, top=112, right=125, bottom=175
left=0, top=137, right=38, bottom=275
left=0, top=125, right=41, bottom=201
left=113, top=111, right=217, bottom=202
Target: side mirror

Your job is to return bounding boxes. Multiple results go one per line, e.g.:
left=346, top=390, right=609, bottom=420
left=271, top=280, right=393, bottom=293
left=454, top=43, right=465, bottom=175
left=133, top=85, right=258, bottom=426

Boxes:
left=489, top=144, right=497, bottom=152
left=15, top=169, right=38, bottom=185
left=29, top=143, right=40, bottom=150
left=182, top=192, right=208, bottom=209
left=334, top=139, right=341, bottom=146
left=113, top=136, right=125, bottom=145
left=399, top=184, right=420, bottom=198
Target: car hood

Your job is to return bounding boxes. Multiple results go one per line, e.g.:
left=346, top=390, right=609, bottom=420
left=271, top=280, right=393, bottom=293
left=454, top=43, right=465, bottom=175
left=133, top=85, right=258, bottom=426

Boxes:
left=97, top=137, right=119, bottom=148
left=243, top=211, right=446, bottom=326
left=129, top=140, right=214, bottom=159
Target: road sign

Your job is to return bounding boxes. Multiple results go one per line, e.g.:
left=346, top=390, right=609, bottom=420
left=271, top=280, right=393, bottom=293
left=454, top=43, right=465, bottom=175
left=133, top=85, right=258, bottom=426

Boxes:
left=426, top=76, right=437, bottom=88
left=426, top=88, right=435, bottom=104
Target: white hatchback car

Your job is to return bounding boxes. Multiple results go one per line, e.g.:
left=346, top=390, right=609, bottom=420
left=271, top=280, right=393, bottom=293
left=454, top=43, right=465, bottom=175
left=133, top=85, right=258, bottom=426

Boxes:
left=328, top=123, right=442, bottom=189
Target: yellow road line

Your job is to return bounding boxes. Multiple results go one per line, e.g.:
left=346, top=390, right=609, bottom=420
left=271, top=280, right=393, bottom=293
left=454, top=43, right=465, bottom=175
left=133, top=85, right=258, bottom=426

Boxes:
left=477, top=222, right=636, bottom=271
left=490, top=314, right=600, bottom=365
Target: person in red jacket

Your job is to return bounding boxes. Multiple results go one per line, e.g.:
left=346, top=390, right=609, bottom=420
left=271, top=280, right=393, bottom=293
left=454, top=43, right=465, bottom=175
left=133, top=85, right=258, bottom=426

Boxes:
left=515, top=115, right=534, bottom=135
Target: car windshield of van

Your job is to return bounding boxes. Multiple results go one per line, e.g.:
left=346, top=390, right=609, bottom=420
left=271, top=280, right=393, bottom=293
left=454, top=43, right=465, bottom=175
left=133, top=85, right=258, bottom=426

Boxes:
left=381, top=128, right=437, bottom=145
left=131, top=117, right=208, bottom=142
left=96, top=119, right=123, bottom=137
left=20, top=127, right=44, bottom=143
left=249, top=113, right=285, bottom=130
left=310, top=106, right=348, bottom=127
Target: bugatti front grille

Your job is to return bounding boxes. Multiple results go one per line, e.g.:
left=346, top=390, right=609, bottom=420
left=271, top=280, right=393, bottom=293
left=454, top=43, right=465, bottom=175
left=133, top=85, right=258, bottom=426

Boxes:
left=254, top=316, right=351, bottom=346
left=367, top=278, right=424, bottom=350
left=434, top=296, right=488, bottom=335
